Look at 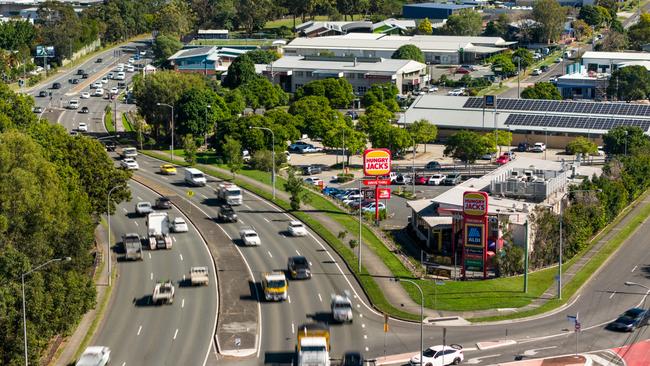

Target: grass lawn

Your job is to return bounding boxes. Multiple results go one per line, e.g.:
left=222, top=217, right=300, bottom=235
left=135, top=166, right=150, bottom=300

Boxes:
left=104, top=108, right=115, bottom=133
left=121, top=114, right=133, bottom=132
left=265, top=16, right=327, bottom=28
left=478, top=84, right=509, bottom=96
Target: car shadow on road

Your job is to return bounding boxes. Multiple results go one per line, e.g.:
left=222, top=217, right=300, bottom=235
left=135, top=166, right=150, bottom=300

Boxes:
left=133, top=295, right=154, bottom=307
left=306, top=311, right=334, bottom=324
left=200, top=197, right=220, bottom=207
left=239, top=281, right=262, bottom=302
left=263, top=351, right=294, bottom=365
left=641, top=265, right=650, bottom=279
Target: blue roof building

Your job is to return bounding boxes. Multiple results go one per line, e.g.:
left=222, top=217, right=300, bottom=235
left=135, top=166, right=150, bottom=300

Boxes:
left=402, top=3, right=475, bottom=19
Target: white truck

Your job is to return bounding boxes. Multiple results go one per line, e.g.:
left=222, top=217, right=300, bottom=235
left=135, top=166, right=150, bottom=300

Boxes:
left=296, top=323, right=330, bottom=366
left=190, top=266, right=209, bottom=286
left=122, top=233, right=143, bottom=261
left=217, top=183, right=243, bottom=205
left=152, top=281, right=175, bottom=305
left=120, top=147, right=137, bottom=159
left=146, top=212, right=172, bottom=250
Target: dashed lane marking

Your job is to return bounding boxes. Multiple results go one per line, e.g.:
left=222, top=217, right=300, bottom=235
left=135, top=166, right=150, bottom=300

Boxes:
left=610, top=291, right=616, bottom=299
left=150, top=273, right=153, bottom=280
left=137, top=325, right=142, bottom=336
left=263, top=217, right=270, bottom=223
left=632, top=265, right=638, bottom=272
left=179, top=254, right=183, bottom=261
left=148, top=253, right=151, bottom=259
left=292, top=323, right=295, bottom=334
left=134, top=221, right=139, bottom=226
left=200, top=193, right=208, bottom=199
left=295, top=250, right=301, bottom=255
left=267, top=251, right=273, bottom=258
left=182, top=298, right=185, bottom=308
left=173, top=329, right=178, bottom=340
left=173, top=236, right=177, bottom=243
left=122, top=207, right=128, bottom=213
left=318, top=293, right=322, bottom=302
left=137, top=196, right=142, bottom=200
left=288, top=295, right=291, bottom=303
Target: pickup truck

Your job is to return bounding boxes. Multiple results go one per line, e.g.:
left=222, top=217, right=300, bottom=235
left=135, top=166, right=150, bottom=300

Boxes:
left=152, top=281, right=175, bottom=305
left=190, top=267, right=209, bottom=286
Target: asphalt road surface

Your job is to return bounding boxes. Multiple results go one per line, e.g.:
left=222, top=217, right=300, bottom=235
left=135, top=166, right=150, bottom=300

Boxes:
left=92, top=180, right=218, bottom=366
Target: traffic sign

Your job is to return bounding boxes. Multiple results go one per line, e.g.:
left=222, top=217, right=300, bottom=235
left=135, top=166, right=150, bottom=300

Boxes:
left=378, top=188, right=391, bottom=199
left=364, top=179, right=391, bottom=186
left=575, top=322, right=581, bottom=332
left=187, top=190, right=194, bottom=197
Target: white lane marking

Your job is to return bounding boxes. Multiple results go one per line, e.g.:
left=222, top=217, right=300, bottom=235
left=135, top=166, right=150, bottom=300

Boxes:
left=239, top=219, right=246, bottom=225
left=244, top=204, right=252, bottom=210
left=609, top=291, right=616, bottom=299
left=466, top=355, right=501, bottom=365
left=173, top=329, right=179, bottom=340
left=291, top=323, right=295, bottom=334
left=359, top=313, right=363, bottom=318
left=365, top=347, right=369, bottom=352
left=309, top=262, right=313, bottom=266
left=363, top=335, right=367, bottom=339
left=137, top=196, right=142, bottom=200
left=295, top=250, right=301, bottom=256
left=632, top=265, right=638, bottom=272
left=173, top=236, right=177, bottom=243
left=148, top=253, right=151, bottom=259
left=160, top=176, right=168, bottom=180
left=200, top=193, right=208, bottom=199
left=263, top=217, right=270, bottom=223
left=182, top=298, right=185, bottom=308
left=122, top=207, right=128, bottom=213
left=182, top=274, right=186, bottom=281
left=121, top=363, right=126, bottom=366
left=318, top=293, right=322, bottom=302
left=523, top=346, right=557, bottom=356
left=288, top=295, right=291, bottom=303
left=362, top=324, right=366, bottom=328
left=150, top=273, right=153, bottom=280
left=134, top=221, right=139, bottom=227
left=137, top=325, right=142, bottom=335
left=179, top=254, right=183, bottom=261
left=267, top=251, right=273, bottom=258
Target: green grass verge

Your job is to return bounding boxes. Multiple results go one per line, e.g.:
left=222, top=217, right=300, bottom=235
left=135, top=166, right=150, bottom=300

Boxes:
left=104, top=106, right=115, bottom=133
left=121, top=114, right=133, bottom=132
left=477, top=84, right=509, bottom=96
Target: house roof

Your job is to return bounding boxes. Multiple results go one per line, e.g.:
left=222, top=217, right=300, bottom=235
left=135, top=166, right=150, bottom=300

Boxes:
left=268, top=55, right=426, bottom=74
left=169, top=46, right=216, bottom=60
left=404, top=2, right=474, bottom=9
left=198, top=29, right=228, bottom=35
left=371, top=18, right=417, bottom=31
left=582, top=51, right=650, bottom=62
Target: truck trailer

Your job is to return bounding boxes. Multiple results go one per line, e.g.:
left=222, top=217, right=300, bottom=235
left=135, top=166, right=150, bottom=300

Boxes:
left=146, top=212, right=172, bottom=250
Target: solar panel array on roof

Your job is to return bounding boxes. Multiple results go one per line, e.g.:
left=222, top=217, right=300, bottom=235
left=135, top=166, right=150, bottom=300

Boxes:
left=463, top=97, right=650, bottom=117
left=505, top=114, right=650, bottom=131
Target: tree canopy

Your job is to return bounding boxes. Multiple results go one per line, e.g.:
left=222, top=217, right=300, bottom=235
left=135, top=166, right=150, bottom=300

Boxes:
left=391, top=44, right=425, bottom=63
left=417, top=18, right=433, bottom=35
left=532, top=0, right=566, bottom=44
left=607, top=65, right=650, bottom=102
left=566, top=136, right=598, bottom=156
left=152, top=34, right=183, bottom=65
left=223, top=54, right=257, bottom=88
left=295, top=78, right=355, bottom=109
left=511, top=48, right=533, bottom=70
left=442, top=8, right=482, bottom=36
left=444, top=130, right=491, bottom=164
left=628, top=13, right=650, bottom=50
left=521, top=82, right=562, bottom=100
left=602, top=126, right=649, bottom=155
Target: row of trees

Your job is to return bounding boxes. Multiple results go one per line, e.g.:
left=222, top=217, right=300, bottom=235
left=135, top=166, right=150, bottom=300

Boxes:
left=0, top=83, right=131, bottom=364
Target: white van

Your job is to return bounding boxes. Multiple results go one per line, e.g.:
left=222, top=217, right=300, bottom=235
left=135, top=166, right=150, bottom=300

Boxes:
left=184, top=168, right=207, bottom=187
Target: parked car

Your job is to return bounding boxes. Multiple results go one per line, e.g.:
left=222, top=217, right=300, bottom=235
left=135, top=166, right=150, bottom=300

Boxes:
left=531, top=142, right=546, bottom=152
left=302, top=165, right=322, bottom=175
left=361, top=202, right=385, bottom=212
left=410, top=344, right=464, bottom=366
left=517, top=142, right=530, bottom=152
left=479, top=152, right=496, bottom=160
left=155, top=196, right=172, bottom=209
left=496, top=154, right=510, bottom=165
left=607, top=308, right=649, bottom=332
left=393, top=174, right=412, bottom=185
left=442, top=174, right=462, bottom=186
left=540, top=65, right=550, bottom=72
left=447, top=88, right=465, bottom=96
left=289, top=141, right=312, bottom=152
left=342, top=194, right=363, bottom=206
left=304, top=177, right=323, bottom=186
left=101, top=77, right=108, bottom=84
left=554, top=57, right=563, bottom=63
left=170, top=217, right=188, bottom=233
left=455, top=67, right=471, bottom=74
left=298, top=145, right=322, bottom=153
left=108, top=72, right=114, bottom=79
left=323, top=186, right=343, bottom=197
left=425, top=161, right=442, bottom=170
left=91, top=81, right=103, bottom=89
left=503, top=151, right=516, bottom=160
left=415, top=175, right=429, bottom=185
left=428, top=174, right=446, bottom=185
left=345, top=111, right=359, bottom=119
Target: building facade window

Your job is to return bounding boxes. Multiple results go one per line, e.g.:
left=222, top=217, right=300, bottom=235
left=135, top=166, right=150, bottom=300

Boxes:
left=357, top=86, right=367, bottom=94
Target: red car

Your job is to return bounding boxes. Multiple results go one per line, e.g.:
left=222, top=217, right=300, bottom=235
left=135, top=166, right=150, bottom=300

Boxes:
left=455, top=67, right=471, bottom=74
left=496, top=154, right=510, bottom=165
left=415, top=176, right=429, bottom=185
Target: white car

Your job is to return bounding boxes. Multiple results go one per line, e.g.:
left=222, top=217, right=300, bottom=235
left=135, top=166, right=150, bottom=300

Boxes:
left=410, top=344, right=464, bottom=366
left=135, top=201, right=153, bottom=216
left=101, top=77, right=108, bottom=84
left=115, top=72, right=126, bottom=80
left=116, top=66, right=124, bottom=73
left=126, top=64, right=135, bottom=72
left=362, top=202, right=385, bottom=212
left=427, top=174, right=447, bottom=185
left=80, top=92, right=90, bottom=99
left=170, top=217, right=188, bottom=233
left=304, top=177, right=323, bottom=186
left=68, top=99, right=79, bottom=109
left=93, top=88, right=104, bottom=96
left=107, top=72, right=114, bottom=79
left=128, top=57, right=135, bottom=64
left=531, top=68, right=542, bottom=76
left=120, top=158, right=139, bottom=170
left=91, top=81, right=103, bottom=89
left=76, top=346, right=111, bottom=366
left=342, top=194, right=363, bottom=206
left=240, top=227, right=261, bottom=246
left=110, top=87, right=119, bottom=95
left=78, top=122, right=88, bottom=132
left=531, top=142, right=546, bottom=152
left=287, top=220, right=308, bottom=237
left=447, top=88, right=465, bottom=96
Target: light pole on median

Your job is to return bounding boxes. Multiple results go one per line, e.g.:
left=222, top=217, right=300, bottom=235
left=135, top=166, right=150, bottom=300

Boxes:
left=107, top=185, right=121, bottom=286
left=393, top=278, right=423, bottom=366
left=251, top=126, right=276, bottom=200
left=157, top=103, right=174, bottom=162
left=22, top=257, right=71, bottom=366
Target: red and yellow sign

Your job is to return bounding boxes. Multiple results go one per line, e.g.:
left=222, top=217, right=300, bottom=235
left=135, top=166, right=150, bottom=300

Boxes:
left=463, top=191, right=489, bottom=217
left=363, top=149, right=391, bottom=176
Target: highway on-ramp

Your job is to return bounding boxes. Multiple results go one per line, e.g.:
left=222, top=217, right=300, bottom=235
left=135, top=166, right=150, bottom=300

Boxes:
left=92, top=180, right=217, bottom=366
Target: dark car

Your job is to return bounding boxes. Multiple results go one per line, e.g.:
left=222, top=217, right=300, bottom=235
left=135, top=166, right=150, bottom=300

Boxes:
left=442, top=173, right=462, bottom=186
left=607, top=308, right=649, bottom=332
left=77, top=69, right=85, bottom=75
left=117, top=82, right=127, bottom=89
left=302, top=165, right=322, bottom=175
left=154, top=196, right=172, bottom=209
left=322, top=186, right=342, bottom=197
left=103, top=140, right=117, bottom=152
left=217, top=204, right=238, bottom=222
left=425, top=161, right=442, bottom=170
left=38, top=90, right=48, bottom=97
left=96, top=58, right=103, bottom=63
left=33, top=106, right=43, bottom=113
left=52, top=82, right=61, bottom=89
left=287, top=256, right=311, bottom=279
left=80, top=106, right=90, bottom=113
left=342, top=351, right=364, bottom=366
left=81, top=73, right=89, bottom=79
left=540, top=65, right=550, bottom=72
left=345, top=111, right=359, bottom=119
left=70, top=78, right=79, bottom=84
left=517, top=142, right=530, bottom=152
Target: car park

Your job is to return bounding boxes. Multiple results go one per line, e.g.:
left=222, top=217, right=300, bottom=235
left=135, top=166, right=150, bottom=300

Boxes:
left=120, top=158, right=139, bottom=170
left=287, top=221, right=308, bottom=236
left=287, top=256, right=311, bottom=279
left=135, top=201, right=153, bottom=216
left=170, top=217, right=188, bottom=233
left=155, top=196, right=172, bottom=209
left=428, top=174, right=446, bottom=185
left=80, top=92, right=90, bottom=99
left=410, top=344, right=464, bottom=366
left=80, top=106, right=90, bottom=114
left=159, top=164, right=177, bottom=175
left=304, top=177, right=323, bottom=186
left=38, top=90, right=48, bottom=97
left=78, top=122, right=88, bottom=131
left=442, top=173, right=462, bottom=185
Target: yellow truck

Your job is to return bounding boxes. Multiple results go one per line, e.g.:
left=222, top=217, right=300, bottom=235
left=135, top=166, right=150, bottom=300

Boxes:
left=296, top=323, right=330, bottom=366
left=262, top=272, right=288, bottom=301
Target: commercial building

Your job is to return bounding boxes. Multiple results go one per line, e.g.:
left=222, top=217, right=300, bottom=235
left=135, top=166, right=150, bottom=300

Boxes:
left=283, top=33, right=514, bottom=65
left=402, top=3, right=475, bottom=19
left=168, top=46, right=249, bottom=75
left=196, top=29, right=229, bottom=40
left=581, top=51, right=650, bottom=73
left=402, top=95, right=650, bottom=147
left=407, top=157, right=601, bottom=278
left=295, top=20, right=372, bottom=37
left=264, top=55, right=428, bottom=95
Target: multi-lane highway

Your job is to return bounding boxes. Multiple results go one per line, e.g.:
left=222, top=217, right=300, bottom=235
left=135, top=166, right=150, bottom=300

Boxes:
left=94, top=180, right=218, bottom=366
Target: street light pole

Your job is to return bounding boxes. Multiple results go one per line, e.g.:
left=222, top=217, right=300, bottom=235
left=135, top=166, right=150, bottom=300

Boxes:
left=394, top=278, right=423, bottom=366
left=157, top=103, right=174, bottom=162
left=251, top=127, right=276, bottom=200
left=22, top=257, right=71, bottom=366
left=205, top=104, right=212, bottom=147
left=411, top=136, right=416, bottom=196
left=342, top=128, right=346, bottom=172
left=107, top=185, right=120, bottom=286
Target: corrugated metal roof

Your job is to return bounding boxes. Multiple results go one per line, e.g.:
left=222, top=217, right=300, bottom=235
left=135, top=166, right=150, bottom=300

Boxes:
left=269, top=56, right=425, bottom=74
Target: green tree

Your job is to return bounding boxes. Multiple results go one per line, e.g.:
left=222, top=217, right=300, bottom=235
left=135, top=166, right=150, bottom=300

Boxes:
left=490, top=53, right=516, bottom=76
left=407, top=119, right=438, bottom=153
left=362, top=82, right=400, bottom=111
left=295, top=78, right=354, bottom=108
left=223, top=135, right=243, bottom=177
left=417, top=18, right=433, bottom=35
left=0, top=19, right=37, bottom=52
left=336, top=0, right=370, bottom=20
left=511, top=48, right=533, bottom=69
left=182, top=134, right=198, bottom=164
left=602, top=126, right=650, bottom=155
left=177, top=87, right=229, bottom=138
left=322, top=120, right=367, bottom=164
left=36, top=1, right=84, bottom=65
left=596, top=0, right=618, bottom=17
left=521, top=82, right=562, bottom=100
left=152, top=0, right=196, bottom=36
left=494, top=243, right=524, bottom=276
left=598, top=30, right=628, bottom=51
left=483, top=13, right=510, bottom=38
left=237, top=0, right=272, bottom=35
left=366, top=119, right=411, bottom=155
left=532, top=0, right=566, bottom=43
left=566, top=136, right=598, bottom=156
left=238, top=77, right=288, bottom=109
left=357, top=103, right=395, bottom=132
left=152, top=34, right=183, bottom=65
left=578, top=5, right=603, bottom=26
left=284, top=167, right=308, bottom=210
left=245, top=49, right=280, bottom=64
left=391, top=44, right=425, bottom=63
left=443, top=130, right=491, bottom=164
left=442, top=8, right=483, bottom=36
left=627, top=13, right=650, bottom=50
left=289, top=96, right=339, bottom=139
left=223, top=54, right=256, bottom=89
left=607, top=65, right=650, bottom=102
left=572, top=19, right=593, bottom=41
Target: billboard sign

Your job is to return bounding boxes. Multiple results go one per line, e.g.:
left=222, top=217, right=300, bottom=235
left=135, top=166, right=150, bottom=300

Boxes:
left=484, top=95, right=496, bottom=108
left=378, top=188, right=391, bottom=200
left=36, top=46, right=55, bottom=57
left=464, top=223, right=484, bottom=248
left=463, top=191, right=488, bottom=217
left=364, top=179, right=391, bottom=186
left=363, top=149, right=391, bottom=176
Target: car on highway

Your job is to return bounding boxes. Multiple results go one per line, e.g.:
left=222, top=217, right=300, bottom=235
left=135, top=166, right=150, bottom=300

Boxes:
left=116, top=66, right=124, bottom=73
left=52, top=82, right=61, bottom=89
left=170, top=217, right=188, bottom=233
left=159, top=164, right=177, bottom=175
left=287, top=220, right=308, bottom=236
left=135, top=201, right=153, bottom=216
left=33, top=106, right=43, bottom=113
left=77, top=69, right=85, bottom=75
left=126, top=64, right=135, bottom=72
left=442, top=173, right=462, bottom=186
left=96, top=57, right=103, bottom=63
left=70, top=78, right=80, bottom=85
left=410, top=344, right=464, bottom=366
left=68, top=99, right=79, bottom=109
left=80, top=92, right=90, bottom=99
left=554, top=57, right=563, bottom=63
left=239, top=227, right=261, bottom=246
left=93, top=88, right=104, bottom=97
left=531, top=142, right=546, bottom=152
left=120, top=158, right=139, bottom=170
left=76, top=346, right=111, bottom=366
left=287, top=256, right=311, bottom=279
left=531, top=68, right=542, bottom=76
left=81, top=73, right=89, bottom=79
left=607, top=308, right=649, bottom=332
left=80, top=106, right=90, bottom=114
left=342, top=351, right=364, bottom=366
left=39, top=90, right=48, bottom=97
left=428, top=174, right=446, bottom=185
left=496, top=154, right=510, bottom=165
left=304, top=176, right=323, bottom=186
left=218, top=204, right=238, bottom=222
left=78, top=122, right=88, bottom=131
left=70, top=131, right=79, bottom=136
left=154, top=196, right=172, bottom=209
